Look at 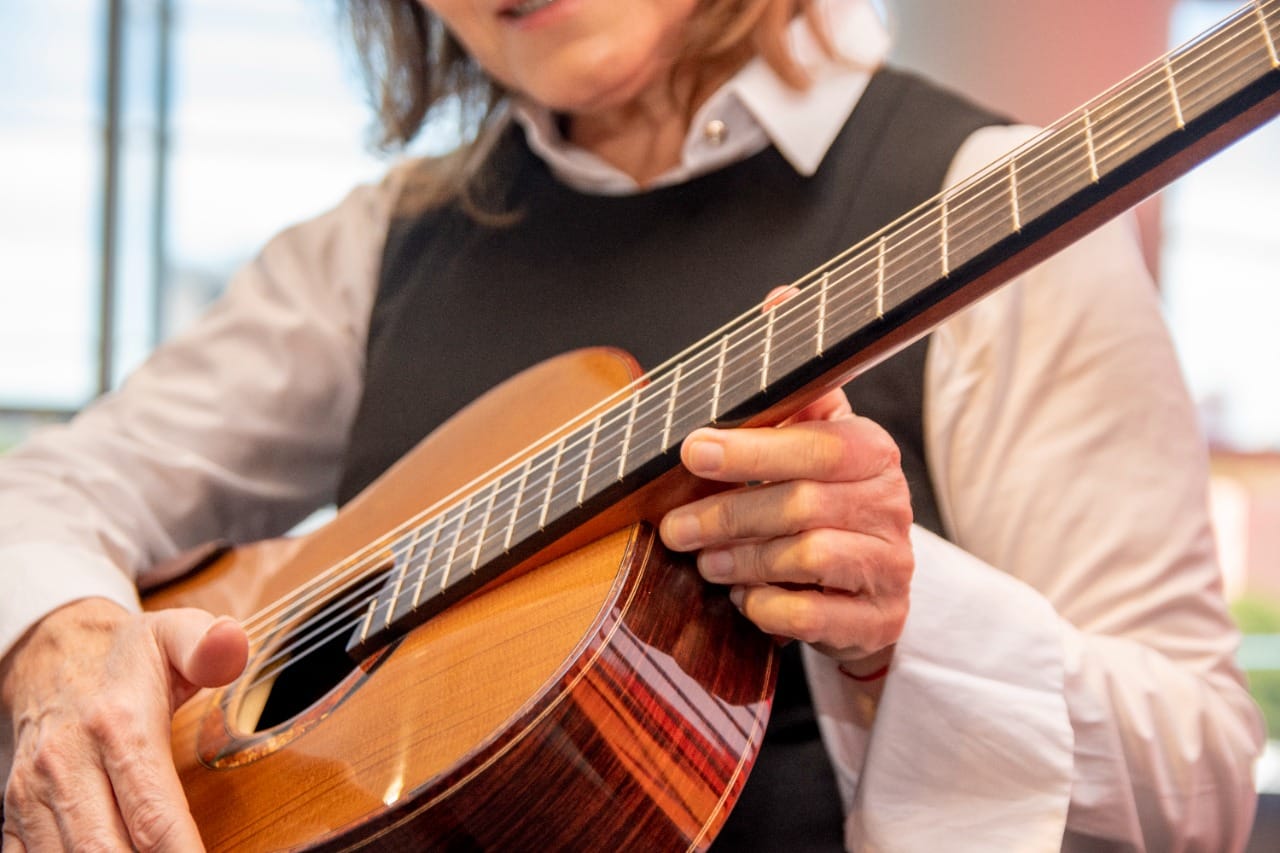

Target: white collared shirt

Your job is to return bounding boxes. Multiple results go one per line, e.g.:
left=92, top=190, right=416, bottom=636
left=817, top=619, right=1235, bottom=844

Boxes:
left=0, top=1, right=1263, bottom=849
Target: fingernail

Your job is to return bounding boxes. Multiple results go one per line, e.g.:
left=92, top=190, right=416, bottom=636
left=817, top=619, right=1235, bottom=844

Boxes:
left=663, top=513, right=701, bottom=550
left=700, top=550, right=733, bottom=580
left=686, top=436, right=724, bottom=474
left=729, top=586, right=745, bottom=608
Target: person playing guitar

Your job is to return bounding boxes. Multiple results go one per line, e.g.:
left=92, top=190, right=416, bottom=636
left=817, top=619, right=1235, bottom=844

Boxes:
left=1, top=0, right=1270, bottom=849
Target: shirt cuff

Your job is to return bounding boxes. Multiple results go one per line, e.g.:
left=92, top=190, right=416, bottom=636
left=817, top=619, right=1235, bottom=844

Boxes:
left=812, top=526, right=1074, bottom=850
left=0, top=542, right=141, bottom=661
left=0, top=543, right=141, bottom=781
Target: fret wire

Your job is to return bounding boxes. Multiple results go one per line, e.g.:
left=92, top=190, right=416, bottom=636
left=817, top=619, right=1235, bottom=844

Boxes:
left=438, top=503, right=470, bottom=591
left=940, top=194, right=951, bottom=278
left=1259, top=0, right=1280, bottom=67
left=761, top=308, right=775, bottom=391
left=358, top=597, right=377, bottom=645
left=383, top=530, right=416, bottom=627
left=663, top=362, right=682, bottom=450
left=711, top=334, right=728, bottom=423
left=412, top=514, right=445, bottom=607
left=322, top=3, right=1280, bottom=645
left=539, top=438, right=565, bottom=529
left=1163, top=57, right=1186, bottom=128
left=618, top=392, right=640, bottom=480
left=875, top=236, right=885, bottom=318
left=1083, top=107, right=1100, bottom=182
left=816, top=270, right=829, bottom=355
left=1007, top=157, right=1022, bottom=232
left=470, top=482, right=499, bottom=571
left=504, top=458, right=532, bottom=552
left=578, top=416, right=602, bottom=506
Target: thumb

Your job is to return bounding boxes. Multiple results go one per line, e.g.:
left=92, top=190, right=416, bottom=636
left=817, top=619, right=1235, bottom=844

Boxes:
left=148, top=608, right=249, bottom=708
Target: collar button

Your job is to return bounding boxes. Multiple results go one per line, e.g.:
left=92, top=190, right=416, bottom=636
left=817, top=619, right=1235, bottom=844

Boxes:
left=703, top=119, right=728, bottom=146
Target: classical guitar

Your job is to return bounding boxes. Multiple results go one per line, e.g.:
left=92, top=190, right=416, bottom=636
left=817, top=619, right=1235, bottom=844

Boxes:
left=140, top=3, right=1280, bottom=849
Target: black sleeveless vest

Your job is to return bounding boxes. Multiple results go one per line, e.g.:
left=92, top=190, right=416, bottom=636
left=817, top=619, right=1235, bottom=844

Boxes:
left=340, top=68, right=1002, bottom=850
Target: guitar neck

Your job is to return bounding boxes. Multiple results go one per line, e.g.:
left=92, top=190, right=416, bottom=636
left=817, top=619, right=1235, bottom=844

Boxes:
left=348, top=0, right=1280, bottom=659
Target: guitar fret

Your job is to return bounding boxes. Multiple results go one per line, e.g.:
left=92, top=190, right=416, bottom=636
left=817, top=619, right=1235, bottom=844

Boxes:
left=618, top=392, right=640, bottom=480
left=875, top=236, right=886, bottom=318
left=1008, top=158, right=1022, bottom=232
left=470, top=483, right=499, bottom=571
left=1163, top=57, right=1186, bottom=129
left=358, top=597, right=377, bottom=645
left=761, top=309, right=775, bottom=392
left=503, top=459, right=533, bottom=552
left=1257, top=0, right=1280, bottom=67
left=940, top=196, right=951, bottom=278
left=710, top=335, right=728, bottom=423
left=384, top=531, right=417, bottom=627
left=347, top=3, right=1280, bottom=664
left=540, top=439, right=565, bottom=529
left=412, top=518, right=444, bottom=607
left=578, top=417, right=602, bottom=506
left=662, top=364, right=682, bottom=450
left=816, top=270, right=829, bottom=356
left=439, top=504, right=469, bottom=589
left=1083, top=107, right=1100, bottom=183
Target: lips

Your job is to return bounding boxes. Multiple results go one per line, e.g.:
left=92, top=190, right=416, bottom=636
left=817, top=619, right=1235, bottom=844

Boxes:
left=499, top=0, right=559, bottom=19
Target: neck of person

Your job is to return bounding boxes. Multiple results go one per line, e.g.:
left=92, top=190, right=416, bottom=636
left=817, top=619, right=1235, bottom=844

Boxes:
left=564, top=57, right=743, bottom=187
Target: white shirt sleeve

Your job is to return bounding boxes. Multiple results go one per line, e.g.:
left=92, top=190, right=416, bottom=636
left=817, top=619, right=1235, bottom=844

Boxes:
left=0, top=171, right=400, bottom=664
left=809, top=125, right=1265, bottom=850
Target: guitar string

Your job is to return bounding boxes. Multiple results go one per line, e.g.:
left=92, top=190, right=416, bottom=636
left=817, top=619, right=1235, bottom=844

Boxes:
left=224, top=81, right=1276, bottom=707
left=352, top=3, right=1277, bottom=614
left=183, top=6, right=1273, bottom=712
left=225, top=11, right=1264, bottom=676
left=215, top=6, right=1264, bottom=691
left=226, top=2, right=1271, bottom=648
left=177, top=4, right=1269, bottom=732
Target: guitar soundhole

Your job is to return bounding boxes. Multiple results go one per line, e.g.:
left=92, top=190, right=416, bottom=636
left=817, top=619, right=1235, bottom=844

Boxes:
left=234, top=569, right=392, bottom=735
left=251, top=623, right=357, bottom=732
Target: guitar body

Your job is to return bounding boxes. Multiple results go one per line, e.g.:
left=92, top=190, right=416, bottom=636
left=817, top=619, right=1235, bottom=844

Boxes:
left=144, top=348, right=777, bottom=852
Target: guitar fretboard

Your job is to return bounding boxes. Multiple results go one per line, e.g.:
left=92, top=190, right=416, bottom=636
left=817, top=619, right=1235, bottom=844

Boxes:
left=348, top=0, right=1280, bottom=659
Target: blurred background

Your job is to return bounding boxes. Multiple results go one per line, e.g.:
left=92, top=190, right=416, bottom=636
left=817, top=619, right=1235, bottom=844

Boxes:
left=2, top=0, right=1278, bottom=839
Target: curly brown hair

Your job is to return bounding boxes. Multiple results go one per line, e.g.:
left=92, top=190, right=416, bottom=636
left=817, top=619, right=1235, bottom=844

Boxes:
left=345, top=0, right=831, bottom=151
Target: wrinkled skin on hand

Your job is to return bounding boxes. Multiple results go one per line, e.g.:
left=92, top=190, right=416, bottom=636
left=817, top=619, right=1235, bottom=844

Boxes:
left=1, top=597, right=247, bottom=852
left=660, top=385, right=915, bottom=679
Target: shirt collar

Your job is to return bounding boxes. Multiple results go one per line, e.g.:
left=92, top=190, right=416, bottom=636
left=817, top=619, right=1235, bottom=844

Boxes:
left=511, top=0, right=890, bottom=194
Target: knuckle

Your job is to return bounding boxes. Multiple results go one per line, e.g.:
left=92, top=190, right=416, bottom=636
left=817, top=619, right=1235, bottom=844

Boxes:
left=711, top=494, right=742, bottom=540
left=782, top=481, right=823, bottom=529
left=737, top=545, right=769, bottom=584
left=4, top=773, right=35, bottom=814
left=867, top=470, right=913, bottom=536
left=784, top=596, right=827, bottom=644
left=864, top=421, right=903, bottom=471
left=84, top=700, right=143, bottom=753
left=796, top=531, right=837, bottom=579
left=878, top=600, right=910, bottom=646
left=29, top=736, right=76, bottom=785
left=125, top=797, right=180, bottom=852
